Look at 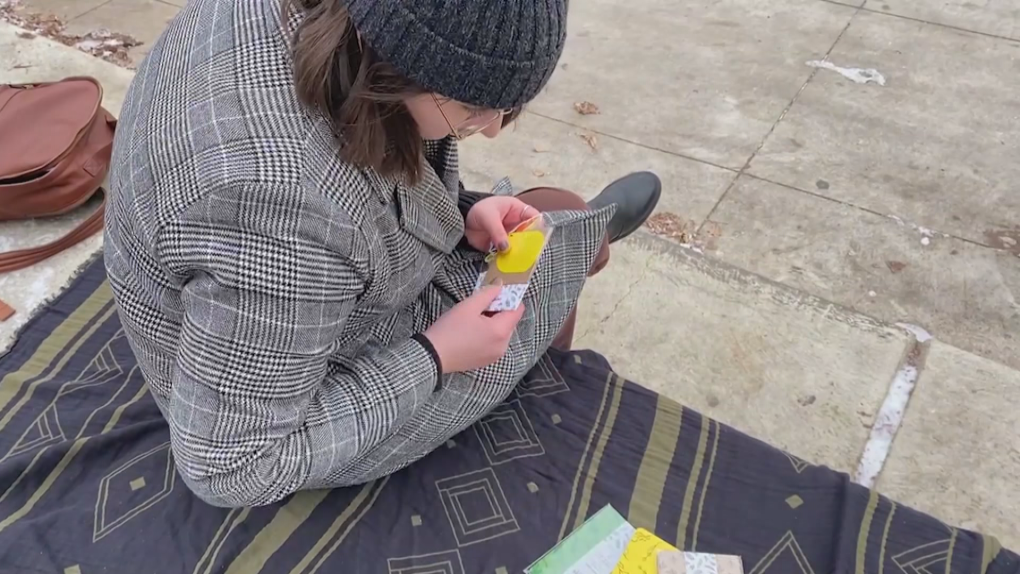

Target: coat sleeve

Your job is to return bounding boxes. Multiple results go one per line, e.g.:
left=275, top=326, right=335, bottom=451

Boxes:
left=457, top=180, right=489, bottom=218
left=158, top=184, right=438, bottom=508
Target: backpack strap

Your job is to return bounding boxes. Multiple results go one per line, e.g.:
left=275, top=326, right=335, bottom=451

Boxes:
left=0, top=195, right=104, bottom=321
left=0, top=194, right=105, bottom=274
left=0, top=107, right=115, bottom=322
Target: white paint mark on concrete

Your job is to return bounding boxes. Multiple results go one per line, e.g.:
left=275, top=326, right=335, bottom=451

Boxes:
left=920, top=236, right=931, bottom=246
left=853, top=363, right=919, bottom=488
left=806, top=60, right=886, bottom=86
left=896, top=322, right=933, bottom=343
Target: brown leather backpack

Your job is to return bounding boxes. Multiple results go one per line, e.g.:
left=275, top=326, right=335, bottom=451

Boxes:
left=0, top=76, right=117, bottom=321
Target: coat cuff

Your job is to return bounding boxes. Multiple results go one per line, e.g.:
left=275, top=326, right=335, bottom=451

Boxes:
left=457, top=186, right=490, bottom=219
left=411, top=334, right=443, bottom=391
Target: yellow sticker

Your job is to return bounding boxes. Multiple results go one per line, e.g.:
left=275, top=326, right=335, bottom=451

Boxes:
left=496, top=230, right=546, bottom=274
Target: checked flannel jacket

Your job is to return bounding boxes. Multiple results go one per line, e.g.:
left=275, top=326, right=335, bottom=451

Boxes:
left=104, top=0, right=610, bottom=507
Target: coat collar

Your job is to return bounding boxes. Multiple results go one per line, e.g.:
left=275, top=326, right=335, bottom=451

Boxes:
left=361, top=161, right=464, bottom=255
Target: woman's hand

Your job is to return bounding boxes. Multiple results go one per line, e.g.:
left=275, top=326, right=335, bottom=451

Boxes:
left=423, top=285, right=526, bottom=373
left=464, top=196, right=539, bottom=253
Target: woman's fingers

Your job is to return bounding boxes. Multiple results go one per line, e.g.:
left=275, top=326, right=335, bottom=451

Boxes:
left=506, top=200, right=537, bottom=228
left=466, top=196, right=542, bottom=252
left=477, top=207, right=511, bottom=251
left=487, top=303, right=526, bottom=334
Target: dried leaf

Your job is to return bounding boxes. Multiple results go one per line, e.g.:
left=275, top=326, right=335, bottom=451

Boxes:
left=702, top=221, right=722, bottom=239
left=0, top=4, right=141, bottom=67
left=699, top=220, right=723, bottom=250
left=644, top=212, right=698, bottom=243
left=579, top=132, right=598, bottom=150
left=573, top=101, right=600, bottom=115
left=885, top=260, right=907, bottom=273
left=983, top=229, right=1020, bottom=255
left=532, top=145, right=550, bottom=153
left=531, top=169, right=547, bottom=178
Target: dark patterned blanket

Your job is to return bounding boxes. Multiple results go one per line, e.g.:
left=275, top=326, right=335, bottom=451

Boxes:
left=0, top=258, right=1015, bottom=574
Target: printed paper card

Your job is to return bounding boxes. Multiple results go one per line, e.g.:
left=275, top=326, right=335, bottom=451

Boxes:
left=526, top=505, right=635, bottom=574
left=656, top=551, right=744, bottom=574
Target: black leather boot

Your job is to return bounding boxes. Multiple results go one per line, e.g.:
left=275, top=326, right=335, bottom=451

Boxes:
left=587, top=171, right=662, bottom=243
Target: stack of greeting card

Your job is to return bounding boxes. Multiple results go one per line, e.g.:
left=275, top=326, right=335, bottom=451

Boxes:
left=526, top=505, right=743, bottom=574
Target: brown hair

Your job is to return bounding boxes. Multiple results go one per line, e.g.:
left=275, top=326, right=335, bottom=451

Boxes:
left=284, top=0, right=426, bottom=182
left=283, top=0, right=523, bottom=185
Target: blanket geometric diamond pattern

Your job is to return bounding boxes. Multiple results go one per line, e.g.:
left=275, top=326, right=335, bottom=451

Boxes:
left=0, top=257, right=1016, bottom=574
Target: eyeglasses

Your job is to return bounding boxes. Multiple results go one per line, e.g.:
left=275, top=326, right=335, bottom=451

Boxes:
left=432, top=94, right=510, bottom=140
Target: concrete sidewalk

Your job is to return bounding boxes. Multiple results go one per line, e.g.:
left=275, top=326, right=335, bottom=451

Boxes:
left=2, top=0, right=1019, bottom=549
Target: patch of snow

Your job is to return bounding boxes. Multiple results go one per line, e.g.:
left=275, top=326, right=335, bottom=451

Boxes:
left=853, top=363, right=919, bottom=488
left=896, top=322, right=933, bottom=343
left=806, top=60, right=886, bottom=86
left=25, top=268, right=55, bottom=309
left=885, top=214, right=951, bottom=244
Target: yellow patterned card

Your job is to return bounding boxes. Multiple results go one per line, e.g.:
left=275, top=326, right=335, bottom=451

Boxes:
left=610, top=528, right=678, bottom=574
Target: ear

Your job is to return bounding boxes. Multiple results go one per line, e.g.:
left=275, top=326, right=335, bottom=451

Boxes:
left=501, top=106, right=524, bottom=128
left=481, top=119, right=503, bottom=139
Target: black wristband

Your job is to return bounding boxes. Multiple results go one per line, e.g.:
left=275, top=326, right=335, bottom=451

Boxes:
left=411, top=333, right=443, bottom=391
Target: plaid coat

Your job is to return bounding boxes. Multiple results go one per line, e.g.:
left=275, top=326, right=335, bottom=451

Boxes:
left=104, top=0, right=610, bottom=507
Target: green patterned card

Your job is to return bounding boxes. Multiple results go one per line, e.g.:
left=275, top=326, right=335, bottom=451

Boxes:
left=526, top=505, right=636, bottom=574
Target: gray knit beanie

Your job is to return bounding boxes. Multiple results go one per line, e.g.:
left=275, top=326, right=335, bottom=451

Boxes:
left=342, top=0, right=568, bottom=110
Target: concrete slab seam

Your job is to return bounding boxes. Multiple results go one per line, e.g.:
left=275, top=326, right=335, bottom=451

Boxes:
left=848, top=0, right=1020, bottom=44
left=818, top=0, right=866, bottom=9
left=739, top=173, right=1002, bottom=252
left=696, top=5, right=864, bottom=235
left=68, top=0, right=115, bottom=21
left=852, top=324, right=932, bottom=488
left=627, top=232, right=894, bottom=333
left=524, top=111, right=738, bottom=173
left=575, top=254, right=654, bottom=345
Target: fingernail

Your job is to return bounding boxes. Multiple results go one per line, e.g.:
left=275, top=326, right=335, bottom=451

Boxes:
left=498, top=240, right=510, bottom=252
